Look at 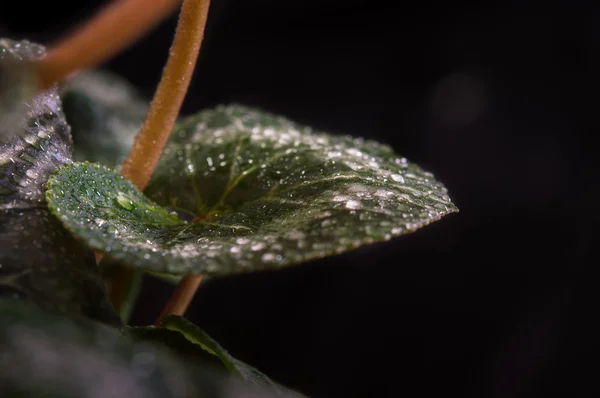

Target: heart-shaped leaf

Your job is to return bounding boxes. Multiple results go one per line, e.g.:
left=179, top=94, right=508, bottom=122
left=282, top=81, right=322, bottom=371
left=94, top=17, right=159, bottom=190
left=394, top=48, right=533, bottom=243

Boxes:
left=60, top=70, right=148, bottom=167
left=0, top=207, right=121, bottom=326
left=47, top=106, right=457, bottom=276
left=0, top=300, right=294, bottom=398
left=0, top=38, right=74, bottom=209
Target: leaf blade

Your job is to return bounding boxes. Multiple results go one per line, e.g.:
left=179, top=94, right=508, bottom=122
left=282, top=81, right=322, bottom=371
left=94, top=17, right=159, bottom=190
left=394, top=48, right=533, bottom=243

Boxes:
left=129, top=315, right=306, bottom=397
left=47, top=105, right=457, bottom=276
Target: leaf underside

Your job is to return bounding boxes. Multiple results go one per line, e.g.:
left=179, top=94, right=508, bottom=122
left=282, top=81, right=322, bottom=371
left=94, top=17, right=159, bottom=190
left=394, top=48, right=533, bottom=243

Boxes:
left=47, top=105, right=457, bottom=276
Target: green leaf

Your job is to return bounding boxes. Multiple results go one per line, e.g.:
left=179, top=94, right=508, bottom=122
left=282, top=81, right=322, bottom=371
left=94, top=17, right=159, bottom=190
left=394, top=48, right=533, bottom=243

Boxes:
left=60, top=70, right=148, bottom=167
left=160, top=315, right=305, bottom=396
left=0, top=300, right=293, bottom=398
left=0, top=38, right=74, bottom=209
left=147, top=271, right=183, bottom=285
left=129, top=316, right=306, bottom=397
left=128, top=324, right=225, bottom=369
left=46, top=106, right=457, bottom=276
left=0, top=207, right=121, bottom=326
left=101, top=260, right=143, bottom=324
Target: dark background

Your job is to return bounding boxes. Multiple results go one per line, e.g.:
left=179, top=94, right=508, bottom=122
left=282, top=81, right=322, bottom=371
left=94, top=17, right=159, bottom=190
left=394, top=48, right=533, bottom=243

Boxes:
left=1, top=1, right=597, bottom=397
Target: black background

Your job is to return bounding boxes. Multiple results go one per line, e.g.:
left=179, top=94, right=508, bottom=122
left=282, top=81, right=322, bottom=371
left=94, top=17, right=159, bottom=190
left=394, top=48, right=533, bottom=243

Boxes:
left=1, top=1, right=597, bottom=397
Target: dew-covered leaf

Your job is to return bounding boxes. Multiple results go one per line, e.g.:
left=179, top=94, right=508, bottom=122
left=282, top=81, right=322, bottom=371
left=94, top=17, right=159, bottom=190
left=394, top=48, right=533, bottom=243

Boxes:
left=0, top=38, right=74, bottom=209
left=0, top=207, right=121, bottom=326
left=46, top=105, right=457, bottom=275
left=60, top=70, right=148, bottom=167
left=0, top=300, right=292, bottom=398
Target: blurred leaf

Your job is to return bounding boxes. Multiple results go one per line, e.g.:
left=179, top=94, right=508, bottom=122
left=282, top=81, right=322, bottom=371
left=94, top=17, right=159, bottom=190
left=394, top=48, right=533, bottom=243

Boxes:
left=160, top=315, right=306, bottom=396
left=0, top=300, right=293, bottom=398
left=46, top=105, right=456, bottom=276
left=0, top=38, right=41, bottom=142
left=60, top=70, right=148, bottom=167
left=129, top=316, right=306, bottom=397
left=128, top=325, right=231, bottom=372
left=0, top=38, right=73, bottom=209
left=101, top=260, right=143, bottom=324
left=0, top=39, right=120, bottom=325
left=147, top=271, right=182, bottom=285
left=0, top=207, right=121, bottom=326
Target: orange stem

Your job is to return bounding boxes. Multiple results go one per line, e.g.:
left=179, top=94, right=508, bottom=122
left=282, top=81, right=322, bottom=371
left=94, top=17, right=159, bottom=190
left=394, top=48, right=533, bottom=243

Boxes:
left=115, top=0, right=209, bottom=323
left=155, top=275, right=204, bottom=325
left=120, top=0, right=210, bottom=191
left=35, top=0, right=211, bottom=322
left=37, top=0, right=182, bottom=89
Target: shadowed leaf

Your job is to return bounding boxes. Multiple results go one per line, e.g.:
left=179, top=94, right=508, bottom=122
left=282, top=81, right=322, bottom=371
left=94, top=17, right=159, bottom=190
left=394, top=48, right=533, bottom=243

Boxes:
left=60, top=70, right=148, bottom=167
left=0, top=300, right=296, bottom=398
left=161, top=315, right=305, bottom=396
left=0, top=207, right=121, bottom=326
left=129, top=315, right=306, bottom=397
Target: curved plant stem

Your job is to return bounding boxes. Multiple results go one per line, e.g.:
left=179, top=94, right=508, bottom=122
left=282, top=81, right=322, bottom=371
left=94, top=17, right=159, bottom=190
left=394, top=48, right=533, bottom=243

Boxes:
left=53, top=0, right=210, bottom=317
left=108, top=0, right=209, bottom=323
left=36, top=0, right=182, bottom=89
left=120, top=0, right=210, bottom=191
left=155, top=275, right=204, bottom=325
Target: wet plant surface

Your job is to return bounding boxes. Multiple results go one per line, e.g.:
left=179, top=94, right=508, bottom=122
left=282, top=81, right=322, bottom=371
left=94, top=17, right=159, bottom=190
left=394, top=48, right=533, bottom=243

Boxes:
left=0, top=31, right=457, bottom=397
left=47, top=104, right=456, bottom=275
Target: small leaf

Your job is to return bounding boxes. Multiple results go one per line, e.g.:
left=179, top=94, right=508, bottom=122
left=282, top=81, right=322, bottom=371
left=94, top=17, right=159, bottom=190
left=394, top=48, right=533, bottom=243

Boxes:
left=0, top=300, right=292, bottom=398
left=47, top=106, right=457, bottom=275
left=147, top=271, right=183, bottom=284
left=60, top=70, right=148, bottom=167
left=0, top=207, right=121, bottom=326
left=128, top=324, right=225, bottom=368
left=0, top=38, right=74, bottom=209
left=161, top=315, right=305, bottom=396
left=101, top=259, right=143, bottom=323
left=129, top=316, right=306, bottom=397
left=160, top=316, right=240, bottom=369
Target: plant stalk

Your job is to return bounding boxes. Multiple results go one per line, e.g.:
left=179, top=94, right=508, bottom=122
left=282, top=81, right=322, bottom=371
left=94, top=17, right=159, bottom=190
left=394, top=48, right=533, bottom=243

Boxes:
left=37, top=0, right=211, bottom=322
left=37, top=0, right=182, bottom=90
left=112, top=0, right=210, bottom=323
left=155, top=275, right=204, bottom=325
left=34, top=0, right=182, bottom=313
left=120, top=0, right=210, bottom=191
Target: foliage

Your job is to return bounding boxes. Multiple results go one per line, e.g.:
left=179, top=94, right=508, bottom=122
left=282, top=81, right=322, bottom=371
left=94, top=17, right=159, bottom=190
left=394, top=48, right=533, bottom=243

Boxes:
left=0, top=37, right=456, bottom=397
